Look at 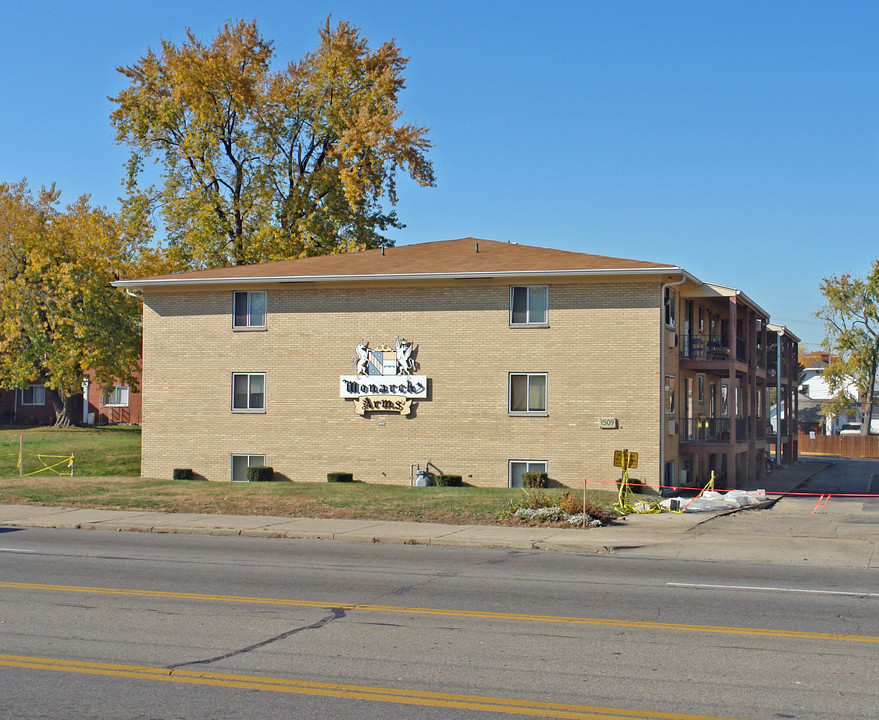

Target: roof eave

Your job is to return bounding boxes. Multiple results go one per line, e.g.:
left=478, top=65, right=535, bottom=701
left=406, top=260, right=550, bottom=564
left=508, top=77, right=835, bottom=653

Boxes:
left=113, top=266, right=684, bottom=289
left=704, top=283, right=771, bottom=320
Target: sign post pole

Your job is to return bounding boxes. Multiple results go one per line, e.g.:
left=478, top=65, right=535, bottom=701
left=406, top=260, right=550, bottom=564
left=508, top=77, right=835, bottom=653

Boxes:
left=582, top=479, right=587, bottom=528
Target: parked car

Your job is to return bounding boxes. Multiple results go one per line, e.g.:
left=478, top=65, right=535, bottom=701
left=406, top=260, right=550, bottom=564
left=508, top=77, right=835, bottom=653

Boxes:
left=839, top=423, right=862, bottom=435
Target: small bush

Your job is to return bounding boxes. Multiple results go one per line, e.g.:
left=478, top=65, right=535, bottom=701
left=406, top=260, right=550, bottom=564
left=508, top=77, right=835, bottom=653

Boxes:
left=246, top=465, right=274, bottom=482
left=616, top=476, right=648, bottom=494
left=327, top=472, right=354, bottom=483
left=522, top=471, right=548, bottom=488
left=434, top=474, right=462, bottom=487
left=558, top=491, right=581, bottom=515
left=497, top=487, right=614, bottom=526
left=516, top=487, right=554, bottom=510
left=172, top=468, right=192, bottom=480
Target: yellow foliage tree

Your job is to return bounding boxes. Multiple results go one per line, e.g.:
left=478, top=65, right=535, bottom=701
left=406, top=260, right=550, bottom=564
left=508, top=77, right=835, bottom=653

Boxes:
left=818, top=261, right=879, bottom=436
left=0, top=180, right=147, bottom=426
left=110, top=17, right=434, bottom=269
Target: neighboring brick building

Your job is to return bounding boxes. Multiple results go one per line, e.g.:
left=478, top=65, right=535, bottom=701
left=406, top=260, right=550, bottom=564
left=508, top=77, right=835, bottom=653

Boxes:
left=0, top=373, right=141, bottom=427
left=0, top=384, right=62, bottom=425
left=115, top=238, right=797, bottom=489
left=82, top=370, right=143, bottom=426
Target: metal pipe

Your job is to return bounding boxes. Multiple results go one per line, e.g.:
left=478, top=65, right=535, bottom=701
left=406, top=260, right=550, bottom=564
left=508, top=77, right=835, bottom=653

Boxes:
left=776, top=327, right=783, bottom=466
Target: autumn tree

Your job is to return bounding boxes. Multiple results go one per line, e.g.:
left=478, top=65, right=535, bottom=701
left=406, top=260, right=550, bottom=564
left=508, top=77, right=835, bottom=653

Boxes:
left=110, top=17, right=434, bottom=269
left=0, top=180, right=145, bottom=426
left=817, top=261, right=879, bottom=436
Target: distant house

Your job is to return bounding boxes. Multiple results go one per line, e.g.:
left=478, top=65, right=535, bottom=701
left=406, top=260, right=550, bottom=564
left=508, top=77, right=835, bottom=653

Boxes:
left=771, top=392, right=821, bottom=436
left=0, top=384, right=62, bottom=425
left=82, top=370, right=142, bottom=426
left=0, top=372, right=141, bottom=427
left=797, top=357, right=866, bottom=434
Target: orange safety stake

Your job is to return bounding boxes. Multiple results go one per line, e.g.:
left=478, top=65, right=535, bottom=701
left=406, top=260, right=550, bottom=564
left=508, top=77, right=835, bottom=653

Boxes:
left=812, top=494, right=831, bottom=514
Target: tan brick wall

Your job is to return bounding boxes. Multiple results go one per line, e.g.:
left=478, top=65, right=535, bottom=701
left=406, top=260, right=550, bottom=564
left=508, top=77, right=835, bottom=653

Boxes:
left=141, top=277, right=664, bottom=488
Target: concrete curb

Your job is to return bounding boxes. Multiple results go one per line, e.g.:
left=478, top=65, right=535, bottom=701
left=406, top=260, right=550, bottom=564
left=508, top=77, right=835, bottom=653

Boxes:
left=0, top=503, right=718, bottom=553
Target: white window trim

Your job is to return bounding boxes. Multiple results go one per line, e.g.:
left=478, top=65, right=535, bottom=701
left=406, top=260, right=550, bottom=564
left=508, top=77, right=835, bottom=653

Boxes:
left=232, top=290, right=267, bottom=330
left=509, top=285, right=549, bottom=326
left=508, top=460, right=548, bottom=488
left=664, top=374, right=676, bottom=416
left=103, top=385, right=130, bottom=408
left=231, top=453, right=266, bottom=482
left=508, top=372, right=548, bottom=415
left=664, top=287, right=677, bottom=329
left=21, top=384, right=46, bottom=406
left=231, top=372, right=266, bottom=412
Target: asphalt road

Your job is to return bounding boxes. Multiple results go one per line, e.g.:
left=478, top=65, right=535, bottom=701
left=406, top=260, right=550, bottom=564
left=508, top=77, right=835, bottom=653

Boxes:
left=2, top=527, right=877, bottom=719
left=796, top=456, right=879, bottom=496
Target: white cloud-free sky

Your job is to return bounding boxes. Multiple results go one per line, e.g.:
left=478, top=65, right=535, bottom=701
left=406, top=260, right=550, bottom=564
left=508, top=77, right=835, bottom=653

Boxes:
left=3, top=0, right=878, bottom=348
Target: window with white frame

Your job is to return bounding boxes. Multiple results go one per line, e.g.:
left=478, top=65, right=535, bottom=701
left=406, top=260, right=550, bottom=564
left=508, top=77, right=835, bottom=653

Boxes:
left=510, top=286, right=548, bottom=325
left=509, top=373, right=547, bottom=414
left=232, top=373, right=265, bottom=411
left=509, top=460, right=547, bottom=488
left=103, top=385, right=129, bottom=407
left=21, top=384, right=46, bottom=406
left=233, top=290, right=267, bottom=329
left=231, top=454, right=266, bottom=482
left=664, top=287, right=677, bottom=329
left=664, top=375, right=676, bottom=415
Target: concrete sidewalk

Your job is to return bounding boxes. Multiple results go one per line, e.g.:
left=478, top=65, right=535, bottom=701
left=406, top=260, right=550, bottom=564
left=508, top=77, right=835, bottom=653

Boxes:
left=1, top=460, right=875, bottom=567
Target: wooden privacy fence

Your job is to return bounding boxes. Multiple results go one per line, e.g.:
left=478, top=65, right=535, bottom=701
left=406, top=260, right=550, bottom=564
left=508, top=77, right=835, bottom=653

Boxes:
left=797, top=433, right=879, bottom=458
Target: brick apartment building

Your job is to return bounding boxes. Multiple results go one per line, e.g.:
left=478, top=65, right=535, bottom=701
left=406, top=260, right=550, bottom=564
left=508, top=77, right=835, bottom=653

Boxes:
left=115, top=238, right=798, bottom=489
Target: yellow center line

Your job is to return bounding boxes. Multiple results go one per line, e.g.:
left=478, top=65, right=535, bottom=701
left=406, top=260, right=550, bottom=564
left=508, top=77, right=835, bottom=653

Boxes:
left=0, top=653, right=752, bottom=720
left=2, top=580, right=877, bottom=644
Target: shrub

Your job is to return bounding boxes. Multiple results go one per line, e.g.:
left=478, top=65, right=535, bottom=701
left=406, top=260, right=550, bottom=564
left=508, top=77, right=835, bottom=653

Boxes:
left=246, top=465, right=274, bottom=482
left=172, top=468, right=192, bottom=480
left=522, top=471, right=548, bottom=488
left=515, top=487, right=554, bottom=510
left=327, top=472, right=354, bottom=483
left=558, top=491, right=581, bottom=515
left=434, top=474, right=462, bottom=487
left=497, top=487, right=613, bottom=526
left=616, top=476, right=648, bottom=494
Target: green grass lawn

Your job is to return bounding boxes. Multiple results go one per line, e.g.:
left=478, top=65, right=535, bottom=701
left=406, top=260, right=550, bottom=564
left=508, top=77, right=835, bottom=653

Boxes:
left=0, top=426, right=619, bottom=525
left=0, top=426, right=141, bottom=477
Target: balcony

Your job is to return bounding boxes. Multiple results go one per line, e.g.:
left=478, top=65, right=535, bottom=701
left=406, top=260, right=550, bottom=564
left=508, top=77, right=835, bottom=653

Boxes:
left=681, top=334, right=731, bottom=362
left=681, top=333, right=751, bottom=366
left=679, top=417, right=748, bottom=443
left=767, top=355, right=796, bottom=382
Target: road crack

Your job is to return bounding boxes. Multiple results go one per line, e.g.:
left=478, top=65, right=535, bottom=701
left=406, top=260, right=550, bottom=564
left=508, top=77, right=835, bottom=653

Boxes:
left=166, top=607, right=346, bottom=669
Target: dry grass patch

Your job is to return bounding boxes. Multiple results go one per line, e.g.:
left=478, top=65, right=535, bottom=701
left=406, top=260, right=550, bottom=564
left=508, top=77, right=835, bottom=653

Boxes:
left=0, top=476, right=619, bottom=526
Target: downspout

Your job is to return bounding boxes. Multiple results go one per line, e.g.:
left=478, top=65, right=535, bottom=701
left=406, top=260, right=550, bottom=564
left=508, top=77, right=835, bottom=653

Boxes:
left=660, top=274, right=687, bottom=492
left=82, top=378, right=90, bottom=425
left=776, top=326, right=784, bottom=467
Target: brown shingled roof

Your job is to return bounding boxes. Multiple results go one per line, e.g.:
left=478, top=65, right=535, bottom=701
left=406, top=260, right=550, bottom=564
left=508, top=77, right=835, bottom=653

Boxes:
left=116, top=237, right=678, bottom=287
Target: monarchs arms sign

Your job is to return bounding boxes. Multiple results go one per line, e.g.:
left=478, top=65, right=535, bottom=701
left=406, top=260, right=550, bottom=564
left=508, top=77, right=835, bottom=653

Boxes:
left=340, top=338, right=427, bottom=416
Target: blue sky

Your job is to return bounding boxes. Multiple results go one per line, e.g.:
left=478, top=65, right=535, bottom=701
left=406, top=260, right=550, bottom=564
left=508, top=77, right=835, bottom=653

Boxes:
left=3, top=1, right=879, bottom=349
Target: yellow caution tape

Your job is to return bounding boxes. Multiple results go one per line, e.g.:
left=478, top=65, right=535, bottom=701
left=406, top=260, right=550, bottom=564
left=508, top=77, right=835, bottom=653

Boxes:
left=23, top=454, right=75, bottom=477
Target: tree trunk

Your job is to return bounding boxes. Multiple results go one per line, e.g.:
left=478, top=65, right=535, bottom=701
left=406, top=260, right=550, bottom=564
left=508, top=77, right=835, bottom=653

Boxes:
left=862, top=354, right=878, bottom=437
left=51, top=388, right=77, bottom=428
